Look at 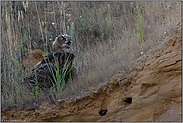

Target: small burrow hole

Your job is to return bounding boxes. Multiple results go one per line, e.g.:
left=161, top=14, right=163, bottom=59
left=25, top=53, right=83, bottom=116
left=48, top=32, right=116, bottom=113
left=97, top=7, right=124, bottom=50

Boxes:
left=99, top=110, right=107, bottom=116
left=124, top=97, right=132, bottom=104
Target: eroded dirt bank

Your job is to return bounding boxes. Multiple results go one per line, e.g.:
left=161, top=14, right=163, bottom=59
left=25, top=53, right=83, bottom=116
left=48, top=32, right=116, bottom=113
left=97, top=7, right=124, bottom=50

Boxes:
left=1, top=24, right=182, bottom=122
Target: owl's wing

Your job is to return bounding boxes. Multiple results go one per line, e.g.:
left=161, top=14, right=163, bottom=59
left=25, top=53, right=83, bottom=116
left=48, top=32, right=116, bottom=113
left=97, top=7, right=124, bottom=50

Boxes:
left=41, top=53, right=55, bottom=64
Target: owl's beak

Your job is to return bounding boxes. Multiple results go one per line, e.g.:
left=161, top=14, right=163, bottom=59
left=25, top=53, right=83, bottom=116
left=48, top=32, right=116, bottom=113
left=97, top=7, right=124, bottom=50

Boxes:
left=67, top=39, right=72, bottom=45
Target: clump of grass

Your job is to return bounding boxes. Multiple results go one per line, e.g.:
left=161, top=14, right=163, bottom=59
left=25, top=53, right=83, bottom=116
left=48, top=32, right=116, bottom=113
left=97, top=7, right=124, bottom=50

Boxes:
left=135, top=2, right=144, bottom=45
left=107, top=4, right=112, bottom=34
left=176, top=2, right=181, bottom=9
left=70, top=22, right=75, bottom=50
left=15, top=61, right=21, bottom=102
left=50, top=54, right=74, bottom=92
left=70, top=22, right=75, bottom=41
left=32, top=70, right=40, bottom=98
left=1, top=8, right=6, bottom=17
left=173, top=27, right=178, bottom=32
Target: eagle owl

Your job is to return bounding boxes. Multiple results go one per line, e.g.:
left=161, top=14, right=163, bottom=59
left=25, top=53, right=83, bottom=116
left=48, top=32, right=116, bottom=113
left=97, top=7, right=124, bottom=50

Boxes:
left=34, top=34, right=73, bottom=69
left=24, top=34, right=76, bottom=90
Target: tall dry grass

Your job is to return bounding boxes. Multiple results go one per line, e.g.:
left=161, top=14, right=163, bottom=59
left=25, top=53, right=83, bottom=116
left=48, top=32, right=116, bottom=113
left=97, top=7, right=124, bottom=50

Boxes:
left=1, top=1, right=181, bottom=107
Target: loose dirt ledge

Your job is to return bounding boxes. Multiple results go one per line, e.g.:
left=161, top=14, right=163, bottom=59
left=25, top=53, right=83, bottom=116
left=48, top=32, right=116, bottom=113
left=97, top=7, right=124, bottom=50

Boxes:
left=1, top=23, right=182, bottom=122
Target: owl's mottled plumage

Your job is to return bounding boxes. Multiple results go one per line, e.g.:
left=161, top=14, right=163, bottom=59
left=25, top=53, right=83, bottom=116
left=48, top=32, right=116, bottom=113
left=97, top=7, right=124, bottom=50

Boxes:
left=24, top=34, right=75, bottom=91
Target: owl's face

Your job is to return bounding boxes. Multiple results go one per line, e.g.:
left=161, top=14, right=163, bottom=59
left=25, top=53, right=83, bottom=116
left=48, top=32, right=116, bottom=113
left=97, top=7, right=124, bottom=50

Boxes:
left=53, top=34, right=72, bottom=52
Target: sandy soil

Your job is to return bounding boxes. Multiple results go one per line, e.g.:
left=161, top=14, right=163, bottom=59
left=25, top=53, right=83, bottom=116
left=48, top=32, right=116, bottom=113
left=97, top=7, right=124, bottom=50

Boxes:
left=1, top=23, right=182, bottom=122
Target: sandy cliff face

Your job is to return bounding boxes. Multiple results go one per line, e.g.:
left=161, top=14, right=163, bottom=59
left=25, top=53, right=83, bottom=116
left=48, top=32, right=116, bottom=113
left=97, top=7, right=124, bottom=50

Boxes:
left=1, top=24, right=182, bottom=122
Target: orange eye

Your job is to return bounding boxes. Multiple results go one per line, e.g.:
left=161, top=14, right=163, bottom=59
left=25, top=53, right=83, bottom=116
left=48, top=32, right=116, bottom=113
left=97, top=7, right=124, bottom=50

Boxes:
left=62, top=38, right=66, bottom=42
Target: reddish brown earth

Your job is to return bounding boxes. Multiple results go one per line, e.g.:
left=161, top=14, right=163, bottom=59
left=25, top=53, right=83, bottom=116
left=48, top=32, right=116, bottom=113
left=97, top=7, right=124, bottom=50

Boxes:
left=22, top=49, right=46, bottom=71
left=1, top=24, right=182, bottom=122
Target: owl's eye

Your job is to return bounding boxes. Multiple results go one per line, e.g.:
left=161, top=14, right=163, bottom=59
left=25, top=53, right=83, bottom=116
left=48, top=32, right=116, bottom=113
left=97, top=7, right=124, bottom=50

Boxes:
left=62, top=38, right=66, bottom=42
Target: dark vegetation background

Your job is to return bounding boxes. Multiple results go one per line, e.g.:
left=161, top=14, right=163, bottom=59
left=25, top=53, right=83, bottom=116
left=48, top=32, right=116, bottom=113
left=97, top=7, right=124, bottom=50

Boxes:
left=1, top=1, right=181, bottom=107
